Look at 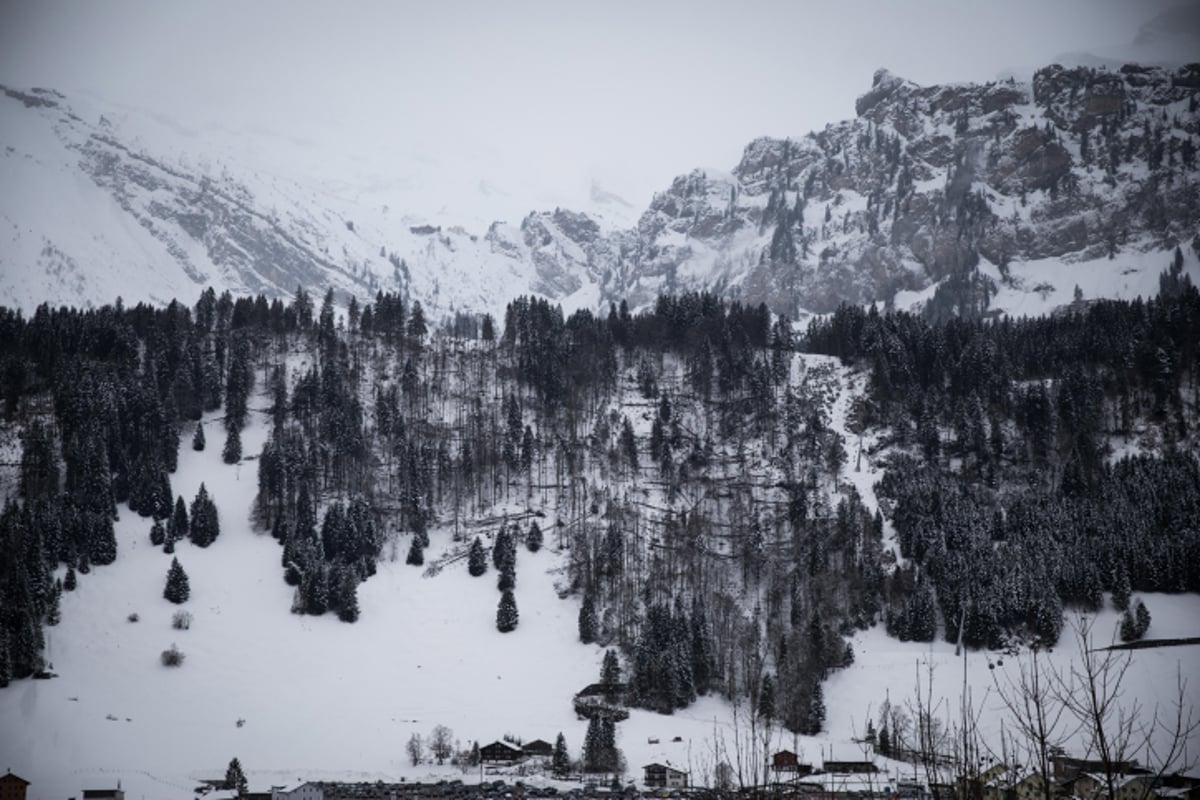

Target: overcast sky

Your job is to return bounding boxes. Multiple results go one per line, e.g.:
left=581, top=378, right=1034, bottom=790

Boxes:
left=0, top=0, right=1185, bottom=219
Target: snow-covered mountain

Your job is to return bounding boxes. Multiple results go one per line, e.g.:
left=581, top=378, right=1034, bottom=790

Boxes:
left=3, top=63, right=1197, bottom=319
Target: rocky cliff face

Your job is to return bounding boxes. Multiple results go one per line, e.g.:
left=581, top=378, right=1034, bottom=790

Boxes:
left=577, top=62, right=1200, bottom=315
left=2, top=64, right=1197, bottom=317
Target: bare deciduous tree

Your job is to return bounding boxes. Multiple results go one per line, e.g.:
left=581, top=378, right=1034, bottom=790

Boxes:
left=430, top=724, right=454, bottom=765
left=407, top=732, right=424, bottom=766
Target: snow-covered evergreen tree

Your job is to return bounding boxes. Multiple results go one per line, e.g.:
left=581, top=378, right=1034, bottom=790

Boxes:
left=164, top=557, right=190, bottom=604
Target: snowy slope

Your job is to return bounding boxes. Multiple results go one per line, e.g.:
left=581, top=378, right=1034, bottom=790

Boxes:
left=2, top=352, right=1197, bottom=800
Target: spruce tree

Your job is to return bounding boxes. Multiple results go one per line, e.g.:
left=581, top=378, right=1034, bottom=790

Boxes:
left=493, top=524, right=515, bottom=571
left=63, top=566, right=76, bottom=592
left=498, top=564, right=515, bottom=592
left=807, top=682, right=826, bottom=734
left=1111, top=565, right=1131, bottom=612
left=189, top=483, right=220, bottom=547
left=552, top=732, right=570, bottom=776
left=45, top=585, right=62, bottom=626
left=497, top=589, right=518, bottom=632
left=224, top=756, right=248, bottom=795
left=150, top=519, right=166, bottom=547
left=759, top=673, right=776, bottom=721
left=164, top=557, right=190, bottom=604
left=170, top=495, right=189, bottom=542
left=89, top=515, right=117, bottom=565
left=467, top=537, right=488, bottom=577
left=192, top=421, right=206, bottom=451
left=601, top=648, right=621, bottom=685
left=336, top=573, right=360, bottom=623
left=1134, top=599, right=1151, bottom=637
left=406, top=538, right=424, bottom=566
left=526, top=520, right=543, bottom=553
left=222, top=426, right=242, bottom=464
left=578, top=594, right=597, bottom=644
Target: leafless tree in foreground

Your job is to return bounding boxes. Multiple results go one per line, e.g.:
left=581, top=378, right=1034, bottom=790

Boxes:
left=991, top=645, right=1070, bottom=800
left=1050, top=616, right=1198, bottom=800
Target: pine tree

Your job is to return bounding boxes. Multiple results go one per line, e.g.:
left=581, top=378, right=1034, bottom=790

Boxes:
left=526, top=521, right=543, bottom=553
left=46, top=585, right=62, bottom=626
left=498, top=564, right=516, bottom=592
left=1120, top=608, right=1139, bottom=642
left=759, top=673, right=776, bottom=721
left=222, top=426, right=242, bottom=464
left=224, top=756, right=248, bottom=795
left=170, top=495, right=189, bottom=542
left=63, top=566, right=77, bottom=592
left=406, top=538, right=424, bottom=566
left=1111, top=565, right=1131, bottom=611
left=578, top=593, right=597, bottom=644
left=150, top=519, right=166, bottom=547
left=193, top=421, right=206, bottom=451
left=164, top=557, right=190, bottom=604
left=89, top=514, right=117, bottom=565
left=552, top=732, right=570, bottom=776
left=1134, top=599, right=1151, bottom=637
left=497, top=589, right=519, bottom=633
left=493, top=525, right=513, bottom=571
left=807, top=681, right=826, bottom=734
left=189, top=483, right=220, bottom=547
left=336, top=573, right=360, bottom=623
left=468, top=537, right=488, bottom=577
left=601, top=648, right=621, bottom=685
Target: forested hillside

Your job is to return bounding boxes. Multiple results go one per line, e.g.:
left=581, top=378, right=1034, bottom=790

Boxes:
left=1, top=260, right=1198, bottom=737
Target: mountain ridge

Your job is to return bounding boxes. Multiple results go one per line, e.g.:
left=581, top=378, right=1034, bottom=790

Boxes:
left=2, top=62, right=1198, bottom=319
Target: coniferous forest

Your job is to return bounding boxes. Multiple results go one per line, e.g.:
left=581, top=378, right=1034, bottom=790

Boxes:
left=1, top=256, right=1198, bottom=737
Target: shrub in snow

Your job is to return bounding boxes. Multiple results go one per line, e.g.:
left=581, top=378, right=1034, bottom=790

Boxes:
left=172, top=610, right=193, bottom=630
left=127, top=612, right=139, bottom=623
left=161, top=644, right=185, bottom=667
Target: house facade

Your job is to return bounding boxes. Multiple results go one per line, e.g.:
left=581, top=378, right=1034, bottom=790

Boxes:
left=271, top=783, right=325, bottom=800
left=0, top=772, right=29, bottom=800
left=644, top=763, right=689, bottom=789
left=480, top=741, right=525, bottom=764
left=82, top=790, right=125, bottom=800
left=1071, top=773, right=1154, bottom=800
left=523, top=739, right=555, bottom=759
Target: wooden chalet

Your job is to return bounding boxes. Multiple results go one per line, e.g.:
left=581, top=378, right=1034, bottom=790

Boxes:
left=772, top=751, right=815, bottom=776
left=0, top=771, right=29, bottom=800
left=522, top=739, right=555, bottom=758
left=644, top=763, right=689, bottom=789
left=822, top=761, right=878, bottom=774
left=82, top=789, right=125, bottom=800
left=479, top=740, right=525, bottom=764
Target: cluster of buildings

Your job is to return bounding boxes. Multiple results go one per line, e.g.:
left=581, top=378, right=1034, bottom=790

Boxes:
left=4, top=752, right=1197, bottom=800
left=0, top=774, right=129, bottom=800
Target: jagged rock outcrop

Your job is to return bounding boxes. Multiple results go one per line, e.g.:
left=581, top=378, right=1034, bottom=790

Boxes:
left=576, top=62, right=1199, bottom=314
